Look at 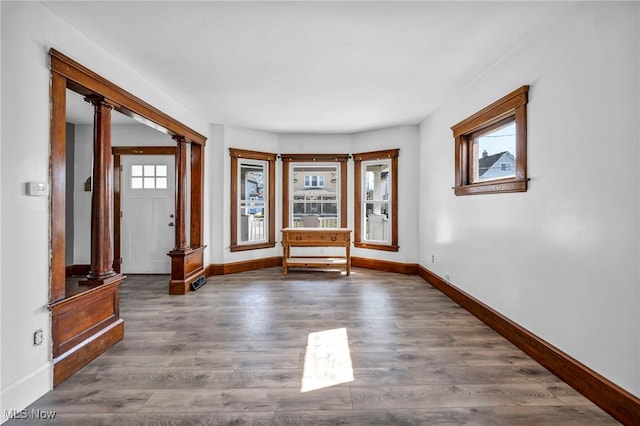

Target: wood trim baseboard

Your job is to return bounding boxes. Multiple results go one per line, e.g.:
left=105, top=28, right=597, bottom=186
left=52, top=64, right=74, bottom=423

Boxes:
left=206, top=257, right=283, bottom=276
left=207, top=257, right=417, bottom=276
left=417, top=265, right=640, bottom=426
left=351, top=257, right=417, bottom=275
left=53, top=319, right=123, bottom=386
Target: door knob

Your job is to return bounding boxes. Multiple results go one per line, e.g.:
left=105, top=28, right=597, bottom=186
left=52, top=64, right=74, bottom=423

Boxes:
left=168, top=222, right=174, bottom=227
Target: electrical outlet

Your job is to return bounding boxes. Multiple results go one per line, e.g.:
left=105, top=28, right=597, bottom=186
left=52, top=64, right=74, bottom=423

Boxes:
left=431, top=255, right=435, bottom=263
left=33, top=329, right=43, bottom=346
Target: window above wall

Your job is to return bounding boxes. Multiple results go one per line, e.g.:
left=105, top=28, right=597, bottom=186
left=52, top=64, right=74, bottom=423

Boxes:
left=451, top=86, right=529, bottom=196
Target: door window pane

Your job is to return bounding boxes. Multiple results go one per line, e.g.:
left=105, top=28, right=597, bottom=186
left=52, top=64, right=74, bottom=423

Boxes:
left=156, top=165, right=167, bottom=177
left=156, top=177, right=167, bottom=189
left=131, top=164, right=169, bottom=190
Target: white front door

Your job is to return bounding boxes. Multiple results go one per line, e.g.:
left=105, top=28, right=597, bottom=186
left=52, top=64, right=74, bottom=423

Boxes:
left=121, top=155, right=175, bottom=273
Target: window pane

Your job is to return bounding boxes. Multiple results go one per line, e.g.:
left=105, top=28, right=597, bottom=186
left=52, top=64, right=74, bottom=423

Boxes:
left=364, top=163, right=390, bottom=201
left=292, top=164, right=339, bottom=226
left=131, top=165, right=143, bottom=176
left=473, top=121, right=516, bottom=182
left=362, top=160, right=391, bottom=243
left=240, top=202, right=265, bottom=216
left=239, top=210, right=266, bottom=242
left=143, top=177, right=155, bottom=189
left=240, top=163, right=265, bottom=202
left=156, top=177, right=167, bottom=189
left=131, top=177, right=143, bottom=189
left=144, top=165, right=155, bottom=176
left=156, top=165, right=167, bottom=177
left=365, top=202, right=389, bottom=241
left=238, top=160, right=268, bottom=244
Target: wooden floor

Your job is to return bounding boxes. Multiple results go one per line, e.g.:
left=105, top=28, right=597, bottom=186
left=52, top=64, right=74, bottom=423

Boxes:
left=15, top=267, right=618, bottom=425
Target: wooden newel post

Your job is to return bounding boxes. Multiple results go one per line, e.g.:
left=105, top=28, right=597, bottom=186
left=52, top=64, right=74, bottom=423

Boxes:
left=168, top=134, right=205, bottom=295
left=82, top=96, right=124, bottom=286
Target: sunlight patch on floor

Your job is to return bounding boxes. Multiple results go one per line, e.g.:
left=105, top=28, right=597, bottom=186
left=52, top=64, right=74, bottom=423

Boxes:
left=301, top=327, right=354, bottom=393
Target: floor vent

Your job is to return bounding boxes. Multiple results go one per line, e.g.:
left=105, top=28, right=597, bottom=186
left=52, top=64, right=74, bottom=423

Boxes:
left=190, top=276, right=207, bottom=291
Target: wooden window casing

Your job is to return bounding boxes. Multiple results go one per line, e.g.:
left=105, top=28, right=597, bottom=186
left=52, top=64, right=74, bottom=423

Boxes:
left=451, top=86, right=529, bottom=196
left=353, top=149, right=399, bottom=252
left=281, top=153, right=349, bottom=229
left=230, top=148, right=276, bottom=252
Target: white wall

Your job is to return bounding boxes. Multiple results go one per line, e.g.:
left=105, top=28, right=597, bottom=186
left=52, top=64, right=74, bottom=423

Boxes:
left=352, top=125, right=420, bottom=264
left=278, top=133, right=352, bottom=155
left=208, top=124, right=225, bottom=264
left=72, top=124, right=92, bottom=264
left=0, top=2, right=210, bottom=421
left=0, top=1, right=4, bottom=419
left=418, top=2, right=639, bottom=396
left=211, top=125, right=280, bottom=264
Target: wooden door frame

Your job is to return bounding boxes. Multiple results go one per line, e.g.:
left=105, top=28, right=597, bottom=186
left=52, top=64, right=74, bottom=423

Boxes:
left=50, top=48, right=207, bottom=300
left=49, top=49, right=207, bottom=385
left=112, top=146, right=178, bottom=274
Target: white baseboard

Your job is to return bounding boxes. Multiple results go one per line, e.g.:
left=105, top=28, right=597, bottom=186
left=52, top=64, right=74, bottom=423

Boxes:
left=1, top=362, right=52, bottom=424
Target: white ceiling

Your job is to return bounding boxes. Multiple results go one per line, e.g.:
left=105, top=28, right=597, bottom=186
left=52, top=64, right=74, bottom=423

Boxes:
left=46, top=1, right=573, bottom=133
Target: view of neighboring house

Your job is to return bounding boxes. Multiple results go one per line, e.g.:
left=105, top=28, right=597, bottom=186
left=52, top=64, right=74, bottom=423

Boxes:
left=478, top=150, right=516, bottom=180
left=242, top=170, right=263, bottom=215
left=292, top=167, right=338, bottom=227
left=240, top=167, right=266, bottom=242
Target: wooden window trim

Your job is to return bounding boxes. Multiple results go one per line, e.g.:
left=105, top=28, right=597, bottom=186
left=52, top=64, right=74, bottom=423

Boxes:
left=353, top=149, right=399, bottom=252
left=281, top=153, right=349, bottom=229
left=229, top=148, right=276, bottom=252
left=451, top=85, right=529, bottom=196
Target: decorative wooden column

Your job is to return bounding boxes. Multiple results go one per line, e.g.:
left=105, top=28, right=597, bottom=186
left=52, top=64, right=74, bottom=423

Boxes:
left=168, top=136, right=205, bottom=294
left=82, top=96, right=125, bottom=286
left=173, top=136, right=189, bottom=250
